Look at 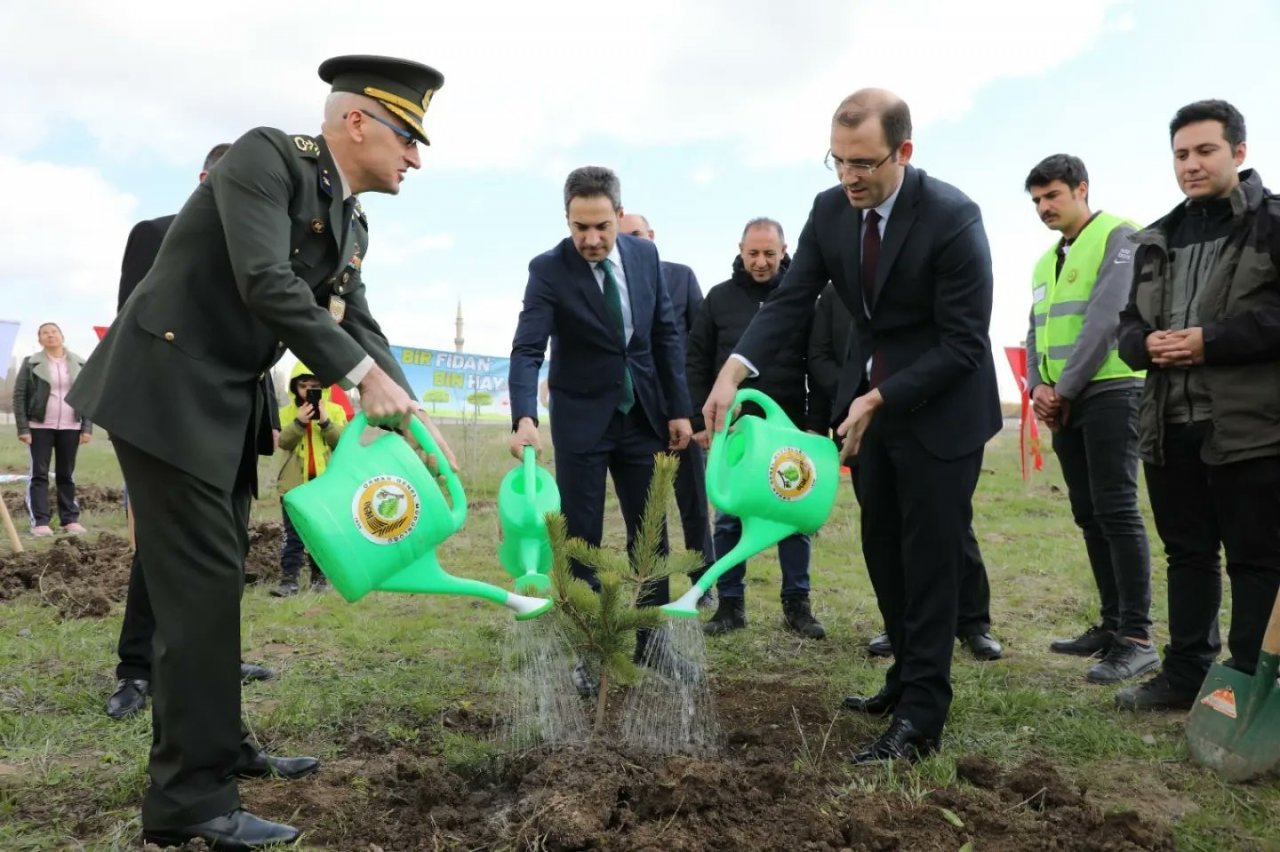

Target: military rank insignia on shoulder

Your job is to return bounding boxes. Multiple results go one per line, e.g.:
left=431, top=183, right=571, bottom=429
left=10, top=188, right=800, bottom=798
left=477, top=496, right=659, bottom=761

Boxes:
left=291, top=135, right=320, bottom=157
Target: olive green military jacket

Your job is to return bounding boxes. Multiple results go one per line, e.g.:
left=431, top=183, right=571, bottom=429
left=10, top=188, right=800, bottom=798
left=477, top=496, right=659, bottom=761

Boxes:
left=69, top=127, right=413, bottom=492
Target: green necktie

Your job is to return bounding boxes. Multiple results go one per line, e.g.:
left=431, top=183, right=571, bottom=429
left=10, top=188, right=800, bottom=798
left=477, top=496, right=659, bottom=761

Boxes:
left=599, top=258, right=635, bottom=414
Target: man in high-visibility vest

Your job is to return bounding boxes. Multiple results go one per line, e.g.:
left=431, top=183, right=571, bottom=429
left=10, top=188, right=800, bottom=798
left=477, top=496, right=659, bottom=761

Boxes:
left=1024, top=153, right=1156, bottom=685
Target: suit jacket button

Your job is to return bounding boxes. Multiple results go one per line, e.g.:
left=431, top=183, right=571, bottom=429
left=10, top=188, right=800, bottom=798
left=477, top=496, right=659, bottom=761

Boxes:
left=342, top=272, right=350, bottom=284
left=292, top=248, right=300, bottom=256
left=163, top=332, right=175, bottom=341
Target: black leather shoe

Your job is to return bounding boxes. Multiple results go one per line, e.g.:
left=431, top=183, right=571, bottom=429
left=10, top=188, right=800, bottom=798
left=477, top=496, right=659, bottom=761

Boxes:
left=702, top=597, right=746, bottom=636
left=782, top=597, right=827, bottom=639
left=234, top=750, right=320, bottom=780
left=105, top=678, right=148, bottom=720
left=240, top=663, right=275, bottom=683
left=849, top=718, right=940, bottom=765
left=867, top=631, right=893, bottom=658
left=960, top=632, right=1003, bottom=661
left=1050, top=624, right=1114, bottom=657
left=143, top=808, right=299, bottom=850
left=841, top=689, right=897, bottom=716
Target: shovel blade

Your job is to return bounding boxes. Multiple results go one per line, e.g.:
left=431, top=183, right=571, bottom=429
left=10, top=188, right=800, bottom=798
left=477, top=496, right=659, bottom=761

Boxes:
left=1186, top=657, right=1280, bottom=782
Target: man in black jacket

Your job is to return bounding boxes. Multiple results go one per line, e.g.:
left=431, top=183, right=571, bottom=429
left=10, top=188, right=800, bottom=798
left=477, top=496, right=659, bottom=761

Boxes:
left=809, top=285, right=1001, bottom=661
left=106, top=144, right=278, bottom=722
left=1115, top=99, right=1280, bottom=711
left=687, top=218, right=825, bottom=639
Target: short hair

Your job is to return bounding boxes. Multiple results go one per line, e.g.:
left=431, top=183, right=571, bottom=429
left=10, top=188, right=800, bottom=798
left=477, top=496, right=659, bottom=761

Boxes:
left=563, top=166, right=622, bottom=212
left=1024, top=154, right=1089, bottom=192
left=741, top=217, right=785, bottom=243
left=1169, top=99, right=1246, bottom=148
left=203, top=143, right=232, bottom=173
left=833, top=89, right=913, bottom=152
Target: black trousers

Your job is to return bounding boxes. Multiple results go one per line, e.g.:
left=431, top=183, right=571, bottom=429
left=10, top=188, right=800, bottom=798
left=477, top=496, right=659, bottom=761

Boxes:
left=856, top=421, right=984, bottom=738
left=1144, top=422, right=1280, bottom=693
left=672, top=440, right=713, bottom=573
left=1053, top=387, right=1152, bottom=639
left=116, top=549, right=154, bottom=680
left=26, top=428, right=81, bottom=526
left=556, top=406, right=670, bottom=607
left=114, top=438, right=260, bottom=830
left=851, top=468, right=992, bottom=637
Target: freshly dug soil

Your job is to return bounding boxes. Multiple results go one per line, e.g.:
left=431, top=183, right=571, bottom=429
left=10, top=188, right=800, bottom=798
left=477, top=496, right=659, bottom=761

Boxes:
left=0, top=521, right=284, bottom=618
left=231, top=685, right=1175, bottom=852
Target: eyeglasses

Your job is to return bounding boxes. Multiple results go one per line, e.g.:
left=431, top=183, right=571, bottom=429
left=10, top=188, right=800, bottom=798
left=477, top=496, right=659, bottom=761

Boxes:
left=825, top=150, right=895, bottom=176
left=345, top=110, right=417, bottom=148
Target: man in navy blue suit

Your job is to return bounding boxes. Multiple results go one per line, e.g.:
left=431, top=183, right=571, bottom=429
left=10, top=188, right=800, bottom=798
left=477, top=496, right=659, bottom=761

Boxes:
left=619, top=213, right=714, bottom=604
left=509, top=167, right=695, bottom=687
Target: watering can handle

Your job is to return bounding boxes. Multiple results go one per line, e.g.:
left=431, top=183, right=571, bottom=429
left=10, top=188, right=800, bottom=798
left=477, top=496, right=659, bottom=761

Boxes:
left=721, top=388, right=795, bottom=432
left=403, top=414, right=467, bottom=529
left=521, top=445, right=539, bottom=522
left=341, top=411, right=468, bottom=529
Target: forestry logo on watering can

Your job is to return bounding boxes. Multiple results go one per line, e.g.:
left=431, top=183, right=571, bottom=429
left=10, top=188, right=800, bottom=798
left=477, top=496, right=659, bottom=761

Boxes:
left=353, top=476, right=422, bottom=544
left=768, top=447, right=816, bottom=501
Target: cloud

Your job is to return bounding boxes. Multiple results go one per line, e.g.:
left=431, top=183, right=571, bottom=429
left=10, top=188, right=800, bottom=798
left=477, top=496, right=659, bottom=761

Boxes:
left=0, top=0, right=1133, bottom=171
left=0, top=156, right=138, bottom=357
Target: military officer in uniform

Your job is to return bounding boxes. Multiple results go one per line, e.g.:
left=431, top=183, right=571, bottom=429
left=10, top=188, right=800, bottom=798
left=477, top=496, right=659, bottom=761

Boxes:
left=68, top=55, right=454, bottom=849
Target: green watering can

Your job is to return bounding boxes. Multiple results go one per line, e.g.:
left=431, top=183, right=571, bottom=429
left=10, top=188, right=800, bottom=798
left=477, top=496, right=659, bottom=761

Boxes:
left=661, top=388, right=839, bottom=617
left=497, top=446, right=561, bottom=594
left=283, top=412, right=552, bottom=620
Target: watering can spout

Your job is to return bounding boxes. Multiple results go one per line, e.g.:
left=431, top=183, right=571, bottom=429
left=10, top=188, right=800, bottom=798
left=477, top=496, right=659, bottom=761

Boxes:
left=377, top=551, right=553, bottom=621
left=513, top=538, right=551, bottom=594
left=661, top=517, right=795, bottom=618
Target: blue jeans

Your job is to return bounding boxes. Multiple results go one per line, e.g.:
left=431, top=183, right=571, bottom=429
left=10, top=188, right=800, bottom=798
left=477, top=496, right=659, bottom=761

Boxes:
left=711, top=511, right=811, bottom=601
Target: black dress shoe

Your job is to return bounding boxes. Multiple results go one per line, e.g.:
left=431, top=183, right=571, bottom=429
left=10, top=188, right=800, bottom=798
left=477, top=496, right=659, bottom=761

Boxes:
left=235, top=750, right=320, bottom=780
left=143, top=808, right=299, bottom=850
left=841, top=689, right=897, bottom=716
left=240, top=663, right=275, bottom=683
left=960, top=632, right=1003, bottom=661
left=105, top=678, right=149, bottom=720
left=849, top=718, right=940, bottom=765
left=867, top=631, right=893, bottom=658
left=1050, top=624, right=1114, bottom=657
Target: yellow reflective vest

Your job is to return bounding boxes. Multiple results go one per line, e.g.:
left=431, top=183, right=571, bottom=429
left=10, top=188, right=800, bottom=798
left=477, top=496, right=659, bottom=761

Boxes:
left=1031, top=212, right=1145, bottom=385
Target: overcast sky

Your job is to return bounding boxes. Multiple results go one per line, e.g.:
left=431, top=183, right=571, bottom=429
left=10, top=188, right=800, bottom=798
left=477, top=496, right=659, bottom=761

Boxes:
left=3, top=0, right=1278, bottom=400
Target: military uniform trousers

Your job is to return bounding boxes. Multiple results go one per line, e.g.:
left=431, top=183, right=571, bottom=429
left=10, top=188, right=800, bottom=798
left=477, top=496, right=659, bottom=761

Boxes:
left=113, top=437, right=262, bottom=829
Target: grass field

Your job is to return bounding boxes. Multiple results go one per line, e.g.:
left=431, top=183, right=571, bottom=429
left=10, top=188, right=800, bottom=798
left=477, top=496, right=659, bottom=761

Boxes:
left=0, top=422, right=1277, bottom=850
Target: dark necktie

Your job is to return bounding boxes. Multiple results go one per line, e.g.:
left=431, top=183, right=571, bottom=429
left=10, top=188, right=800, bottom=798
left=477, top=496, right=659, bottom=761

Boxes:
left=862, top=208, right=881, bottom=308
left=862, top=209, right=885, bottom=387
left=599, top=258, right=635, bottom=414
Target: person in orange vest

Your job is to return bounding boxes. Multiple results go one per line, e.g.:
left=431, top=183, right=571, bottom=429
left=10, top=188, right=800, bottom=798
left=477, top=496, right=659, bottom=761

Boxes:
left=272, top=363, right=347, bottom=596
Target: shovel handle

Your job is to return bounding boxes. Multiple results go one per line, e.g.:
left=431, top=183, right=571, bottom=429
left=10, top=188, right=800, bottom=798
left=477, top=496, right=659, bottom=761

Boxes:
left=1263, top=587, right=1280, bottom=657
